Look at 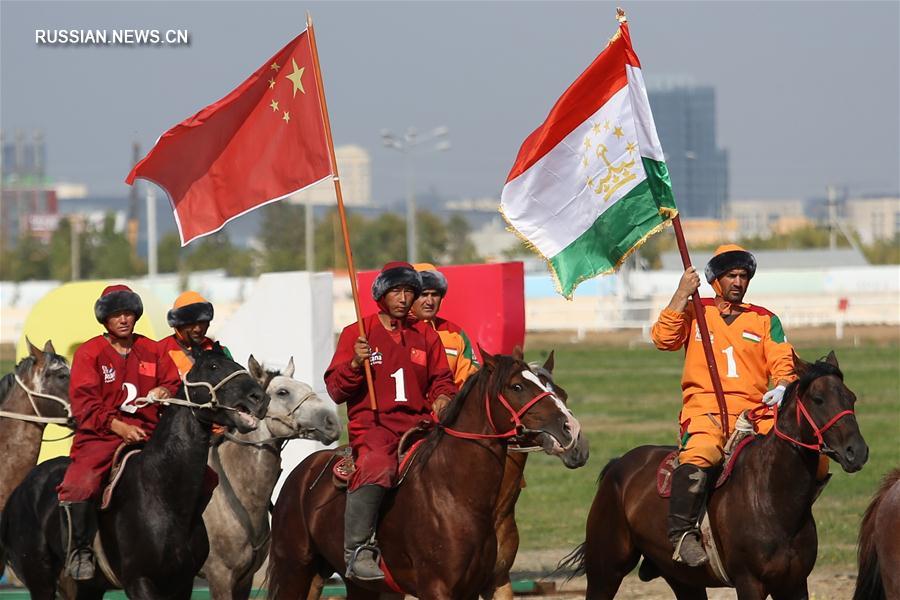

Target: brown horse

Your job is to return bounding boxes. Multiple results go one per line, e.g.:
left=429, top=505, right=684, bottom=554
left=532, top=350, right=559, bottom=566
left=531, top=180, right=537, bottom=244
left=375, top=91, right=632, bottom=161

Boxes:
left=854, top=467, right=900, bottom=600
left=563, top=351, right=868, bottom=600
left=267, top=350, right=589, bottom=600
left=0, top=339, right=71, bottom=512
left=487, top=352, right=577, bottom=600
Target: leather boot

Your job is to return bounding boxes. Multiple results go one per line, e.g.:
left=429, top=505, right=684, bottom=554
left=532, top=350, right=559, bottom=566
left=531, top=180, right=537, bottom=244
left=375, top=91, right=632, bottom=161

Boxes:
left=59, top=501, right=97, bottom=581
left=343, top=485, right=386, bottom=582
left=667, top=464, right=709, bottom=567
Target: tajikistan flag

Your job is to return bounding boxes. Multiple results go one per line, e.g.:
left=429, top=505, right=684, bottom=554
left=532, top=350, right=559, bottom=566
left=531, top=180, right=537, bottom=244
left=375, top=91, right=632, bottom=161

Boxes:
left=500, top=15, right=677, bottom=299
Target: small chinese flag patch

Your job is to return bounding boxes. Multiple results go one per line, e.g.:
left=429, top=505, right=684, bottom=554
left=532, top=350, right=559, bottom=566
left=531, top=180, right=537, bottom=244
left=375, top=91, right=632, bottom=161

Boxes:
left=410, top=348, right=426, bottom=366
left=139, top=361, right=157, bottom=377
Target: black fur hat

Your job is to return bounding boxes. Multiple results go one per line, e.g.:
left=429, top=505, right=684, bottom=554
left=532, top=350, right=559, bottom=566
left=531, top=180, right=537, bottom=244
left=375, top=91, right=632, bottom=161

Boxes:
left=94, top=285, right=143, bottom=323
left=704, top=245, right=757, bottom=283
left=414, top=263, right=449, bottom=296
left=371, top=262, right=422, bottom=301
left=167, top=291, right=214, bottom=327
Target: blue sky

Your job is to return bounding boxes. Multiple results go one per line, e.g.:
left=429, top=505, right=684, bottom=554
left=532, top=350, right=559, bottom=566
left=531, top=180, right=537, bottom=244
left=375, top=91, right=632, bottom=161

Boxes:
left=2, top=1, right=898, bottom=207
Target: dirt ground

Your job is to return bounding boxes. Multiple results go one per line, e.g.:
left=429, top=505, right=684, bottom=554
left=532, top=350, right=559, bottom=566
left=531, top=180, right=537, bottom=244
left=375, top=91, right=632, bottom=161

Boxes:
left=510, top=549, right=858, bottom=599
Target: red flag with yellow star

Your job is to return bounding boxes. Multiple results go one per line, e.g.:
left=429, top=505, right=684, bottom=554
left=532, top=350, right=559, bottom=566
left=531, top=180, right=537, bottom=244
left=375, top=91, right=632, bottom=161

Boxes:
left=126, top=29, right=331, bottom=245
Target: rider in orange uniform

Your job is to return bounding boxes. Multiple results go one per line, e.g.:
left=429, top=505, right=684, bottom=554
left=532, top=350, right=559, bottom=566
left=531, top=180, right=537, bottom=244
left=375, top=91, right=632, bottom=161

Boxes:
left=411, top=263, right=479, bottom=386
left=651, top=245, right=798, bottom=567
left=158, top=291, right=233, bottom=376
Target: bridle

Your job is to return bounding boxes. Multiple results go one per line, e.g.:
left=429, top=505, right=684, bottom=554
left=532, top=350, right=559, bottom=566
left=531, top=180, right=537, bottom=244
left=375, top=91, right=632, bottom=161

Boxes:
left=441, top=369, right=578, bottom=452
left=0, top=372, right=73, bottom=427
left=750, top=374, right=855, bottom=453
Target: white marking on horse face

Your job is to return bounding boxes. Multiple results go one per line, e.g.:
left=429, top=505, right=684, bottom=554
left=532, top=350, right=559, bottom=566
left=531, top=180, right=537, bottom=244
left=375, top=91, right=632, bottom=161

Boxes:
left=521, top=370, right=551, bottom=393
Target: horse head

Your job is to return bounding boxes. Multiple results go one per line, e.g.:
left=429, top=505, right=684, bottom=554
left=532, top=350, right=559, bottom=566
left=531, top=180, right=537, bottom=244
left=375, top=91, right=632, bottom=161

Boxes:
left=528, top=350, right=589, bottom=468
left=184, top=348, right=268, bottom=434
left=248, top=355, right=341, bottom=445
left=3, top=339, right=72, bottom=421
left=478, top=348, right=587, bottom=468
left=780, top=350, right=868, bottom=473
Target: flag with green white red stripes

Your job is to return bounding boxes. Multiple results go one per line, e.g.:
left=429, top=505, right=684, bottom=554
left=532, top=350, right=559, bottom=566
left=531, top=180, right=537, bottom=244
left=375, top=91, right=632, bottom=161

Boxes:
left=500, top=15, right=677, bottom=299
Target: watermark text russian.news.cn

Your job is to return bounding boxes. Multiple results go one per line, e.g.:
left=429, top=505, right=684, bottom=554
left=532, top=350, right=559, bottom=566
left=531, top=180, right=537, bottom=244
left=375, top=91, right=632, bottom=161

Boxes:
left=35, top=29, right=191, bottom=46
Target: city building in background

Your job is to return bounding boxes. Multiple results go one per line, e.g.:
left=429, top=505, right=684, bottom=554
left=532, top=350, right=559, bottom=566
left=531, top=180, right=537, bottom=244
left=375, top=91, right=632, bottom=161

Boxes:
left=0, top=130, right=59, bottom=246
left=728, top=198, right=811, bottom=238
left=844, top=196, right=900, bottom=244
left=648, top=82, right=728, bottom=219
left=287, top=144, right=371, bottom=207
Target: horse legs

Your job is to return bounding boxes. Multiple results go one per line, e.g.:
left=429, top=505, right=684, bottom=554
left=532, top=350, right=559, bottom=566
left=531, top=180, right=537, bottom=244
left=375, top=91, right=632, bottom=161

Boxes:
left=306, top=573, right=325, bottom=600
left=124, top=577, right=193, bottom=600
left=771, top=580, right=810, bottom=600
left=664, top=577, right=709, bottom=600
left=487, top=511, right=519, bottom=600
left=583, top=491, right=640, bottom=599
left=733, top=576, right=768, bottom=600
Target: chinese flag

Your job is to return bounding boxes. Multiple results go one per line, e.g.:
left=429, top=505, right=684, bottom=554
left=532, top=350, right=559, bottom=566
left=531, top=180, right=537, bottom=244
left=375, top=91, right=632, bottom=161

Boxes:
left=126, top=30, right=331, bottom=245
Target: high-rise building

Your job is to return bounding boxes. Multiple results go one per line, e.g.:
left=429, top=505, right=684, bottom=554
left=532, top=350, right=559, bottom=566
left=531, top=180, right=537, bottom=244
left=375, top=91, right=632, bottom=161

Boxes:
left=0, top=130, right=59, bottom=246
left=287, top=144, right=371, bottom=207
left=648, top=84, right=728, bottom=218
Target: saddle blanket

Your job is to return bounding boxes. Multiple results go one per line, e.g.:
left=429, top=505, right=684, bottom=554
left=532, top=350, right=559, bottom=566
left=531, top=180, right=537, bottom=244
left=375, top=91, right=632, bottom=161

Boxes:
left=656, top=435, right=757, bottom=498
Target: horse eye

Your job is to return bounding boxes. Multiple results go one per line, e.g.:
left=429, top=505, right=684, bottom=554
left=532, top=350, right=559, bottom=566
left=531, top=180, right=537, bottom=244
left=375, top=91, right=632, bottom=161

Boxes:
left=812, top=396, right=824, bottom=405
left=277, top=389, right=288, bottom=396
left=511, top=383, right=523, bottom=392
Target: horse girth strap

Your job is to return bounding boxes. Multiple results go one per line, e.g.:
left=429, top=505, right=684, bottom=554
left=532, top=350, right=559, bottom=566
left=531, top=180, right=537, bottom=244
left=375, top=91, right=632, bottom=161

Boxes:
left=210, top=443, right=271, bottom=552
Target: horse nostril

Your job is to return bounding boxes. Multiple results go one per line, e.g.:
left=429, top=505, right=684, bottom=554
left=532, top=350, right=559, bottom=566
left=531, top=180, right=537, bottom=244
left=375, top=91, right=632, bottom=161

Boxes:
left=845, top=447, right=856, bottom=462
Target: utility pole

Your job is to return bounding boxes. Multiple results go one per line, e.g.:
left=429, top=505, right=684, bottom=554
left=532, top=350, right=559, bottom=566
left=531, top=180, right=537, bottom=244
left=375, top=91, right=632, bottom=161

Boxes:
left=70, top=214, right=82, bottom=280
left=127, top=142, right=141, bottom=255
left=827, top=184, right=837, bottom=251
left=147, top=184, right=157, bottom=280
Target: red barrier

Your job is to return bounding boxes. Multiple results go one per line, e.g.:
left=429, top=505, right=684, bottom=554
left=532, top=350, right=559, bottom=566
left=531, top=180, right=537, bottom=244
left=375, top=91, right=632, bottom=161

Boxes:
left=357, top=262, right=525, bottom=358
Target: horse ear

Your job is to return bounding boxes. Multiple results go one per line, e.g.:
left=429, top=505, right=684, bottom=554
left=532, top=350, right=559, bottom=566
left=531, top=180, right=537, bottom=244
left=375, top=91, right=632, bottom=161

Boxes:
left=478, top=345, right=496, bottom=371
left=792, top=350, right=810, bottom=379
left=824, top=350, right=840, bottom=369
left=43, top=339, right=56, bottom=354
left=542, top=350, right=555, bottom=374
left=512, top=345, right=524, bottom=361
left=285, top=357, right=295, bottom=378
left=247, top=355, right=265, bottom=380
left=212, top=341, right=224, bottom=355
left=190, top=345, right=205, bottom=361
left=27, top=337, right=45, bottom=366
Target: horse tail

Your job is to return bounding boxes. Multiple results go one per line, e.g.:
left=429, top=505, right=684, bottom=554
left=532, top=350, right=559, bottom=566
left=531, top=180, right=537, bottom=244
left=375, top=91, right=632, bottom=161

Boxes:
left=853, top=468, right=900, bottom=600
left=555, top=542, right=586, bottom=581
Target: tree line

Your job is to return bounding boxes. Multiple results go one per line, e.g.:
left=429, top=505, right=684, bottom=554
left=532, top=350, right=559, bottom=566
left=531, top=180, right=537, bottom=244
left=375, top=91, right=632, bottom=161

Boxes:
left=0, top=205, right=482, bottom=282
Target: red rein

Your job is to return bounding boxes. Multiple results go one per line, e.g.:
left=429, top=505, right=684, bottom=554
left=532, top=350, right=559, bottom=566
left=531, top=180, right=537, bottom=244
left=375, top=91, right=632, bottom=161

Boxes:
left=749, top=392, right=854, bottom=452
left=440, top=391, right=556, bottom=441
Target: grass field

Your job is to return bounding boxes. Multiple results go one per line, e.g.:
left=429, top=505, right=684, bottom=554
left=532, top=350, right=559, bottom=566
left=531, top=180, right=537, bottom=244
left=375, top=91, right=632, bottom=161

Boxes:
left=517, top=336, right=900, bottom=569
left=3, top=332, right=897, bottom=573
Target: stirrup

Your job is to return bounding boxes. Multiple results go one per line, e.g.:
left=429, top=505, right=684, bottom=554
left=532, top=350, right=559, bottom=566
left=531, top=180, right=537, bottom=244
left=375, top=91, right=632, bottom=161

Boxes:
left=66, top=548, right=96, bottom=581
left=345, top=542, right=384, bottom=580
left=671, top=530, right=708, bottom=566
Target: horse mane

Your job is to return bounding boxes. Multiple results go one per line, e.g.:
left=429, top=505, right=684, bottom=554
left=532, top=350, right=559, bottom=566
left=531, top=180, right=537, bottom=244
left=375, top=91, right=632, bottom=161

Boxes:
left=413, top=355, right=525, bottom=468
left=784, top=357, right=844, bottom=405
left=853, top=468, right=900, bottom=600
left=0, top=356, right=36, bottom=405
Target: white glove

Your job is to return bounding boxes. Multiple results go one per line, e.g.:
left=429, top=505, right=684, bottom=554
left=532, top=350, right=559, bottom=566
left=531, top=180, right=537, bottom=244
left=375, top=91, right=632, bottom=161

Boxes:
left=762, top=384, right=787, bottom=407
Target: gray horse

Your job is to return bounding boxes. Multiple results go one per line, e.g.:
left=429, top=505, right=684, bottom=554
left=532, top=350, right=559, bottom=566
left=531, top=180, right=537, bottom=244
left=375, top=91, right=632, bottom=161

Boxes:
left=201, top=356, right=341, bottom=600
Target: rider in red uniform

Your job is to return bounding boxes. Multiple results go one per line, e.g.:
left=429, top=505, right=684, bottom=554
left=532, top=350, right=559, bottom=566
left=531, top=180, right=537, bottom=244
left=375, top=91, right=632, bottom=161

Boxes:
left=57, top=285, right=180, bottom=581
left=326, top=261, right=457, bottom=583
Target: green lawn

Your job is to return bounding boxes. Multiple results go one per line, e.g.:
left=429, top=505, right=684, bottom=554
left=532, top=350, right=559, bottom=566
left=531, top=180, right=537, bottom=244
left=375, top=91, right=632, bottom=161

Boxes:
left=518, top=340, right=900, bottom=569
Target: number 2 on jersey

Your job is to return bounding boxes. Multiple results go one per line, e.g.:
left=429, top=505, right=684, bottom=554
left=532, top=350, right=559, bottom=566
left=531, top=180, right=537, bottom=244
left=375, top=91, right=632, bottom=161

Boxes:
left=390, top=368, right=408, bottom=402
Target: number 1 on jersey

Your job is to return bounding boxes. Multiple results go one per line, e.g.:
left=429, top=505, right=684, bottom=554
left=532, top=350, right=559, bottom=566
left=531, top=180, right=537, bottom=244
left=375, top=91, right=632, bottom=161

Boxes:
left=721, top=346, right=739, bottom=378
left=390, top=368, right=408, bottom=402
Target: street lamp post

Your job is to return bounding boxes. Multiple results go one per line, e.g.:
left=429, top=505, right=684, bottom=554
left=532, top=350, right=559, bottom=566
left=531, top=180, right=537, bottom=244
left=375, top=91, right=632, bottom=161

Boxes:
left=381, top=126, right=450, bottom=263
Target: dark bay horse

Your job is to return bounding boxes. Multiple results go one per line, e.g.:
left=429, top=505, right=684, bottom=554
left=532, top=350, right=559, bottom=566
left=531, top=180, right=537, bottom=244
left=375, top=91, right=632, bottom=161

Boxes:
left=0, top=348, right=268, bottom=600
left=854, top=467, right=900, bottom=600
left=565, top=351, right=867, bottom=600
left=202, top=356, right=341, bottom=600
left=267, top=350, right=589, bottom=600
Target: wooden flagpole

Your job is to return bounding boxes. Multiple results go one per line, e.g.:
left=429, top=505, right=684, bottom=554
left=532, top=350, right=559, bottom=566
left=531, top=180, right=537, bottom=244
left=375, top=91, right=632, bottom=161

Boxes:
left=307, top=12, right=378, bottom=411
left=671, top=215, right=730, bottom=437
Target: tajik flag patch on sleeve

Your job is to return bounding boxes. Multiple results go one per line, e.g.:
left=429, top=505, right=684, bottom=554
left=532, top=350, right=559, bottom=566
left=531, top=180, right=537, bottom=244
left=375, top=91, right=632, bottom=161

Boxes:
left=500, top=16, right=677, bottom=299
